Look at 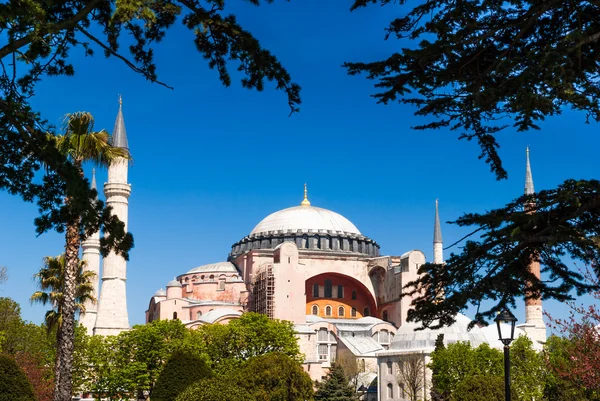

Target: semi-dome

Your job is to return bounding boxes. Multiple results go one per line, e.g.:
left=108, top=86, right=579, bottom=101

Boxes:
left=251, top=205, right=361, bottom=236
left=166, top=278, right=181, bottom=287
left=390, top=313, right=487, bottom=351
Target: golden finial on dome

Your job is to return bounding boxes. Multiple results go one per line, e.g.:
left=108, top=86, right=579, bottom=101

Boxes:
left=301, top=183, right=311, bottom=206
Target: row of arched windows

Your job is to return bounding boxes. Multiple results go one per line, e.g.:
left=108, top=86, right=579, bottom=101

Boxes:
left=310, top=304, right=370, bottom=318
left=312, top=280, right=358, bottom=300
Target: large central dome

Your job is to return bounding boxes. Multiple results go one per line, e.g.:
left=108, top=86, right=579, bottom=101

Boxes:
left=228, top=186, right=380, bottom=260
left=251, top=205, right=361, bottom=236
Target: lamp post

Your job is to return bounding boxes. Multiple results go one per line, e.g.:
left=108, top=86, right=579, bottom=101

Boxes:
left=495, top=309, right=517, bottom=401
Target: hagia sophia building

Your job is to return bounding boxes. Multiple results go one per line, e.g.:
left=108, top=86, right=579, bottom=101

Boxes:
left=78, top=101, right=547, bottom=401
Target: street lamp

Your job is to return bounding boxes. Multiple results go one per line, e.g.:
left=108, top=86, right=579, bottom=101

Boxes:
left=495, top=309, right=517, bottom=401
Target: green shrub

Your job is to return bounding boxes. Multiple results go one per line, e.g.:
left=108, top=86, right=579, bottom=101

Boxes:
left=151, top=350, right=212, bottom=401
left=0, top=354, right=35, bottom=401
left=451, top=375, right=515, bottom=401
left=176, top=377, right=250, bottom=401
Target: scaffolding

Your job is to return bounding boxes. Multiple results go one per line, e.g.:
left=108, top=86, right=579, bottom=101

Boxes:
left=252, top=263, right=275, bottom=318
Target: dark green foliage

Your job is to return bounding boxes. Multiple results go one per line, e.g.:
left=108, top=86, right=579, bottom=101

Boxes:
left=0, top=354, right=35, bottom=401
left=241, top=352, right=314, bottom=401
left=430, top=334, right=446, bottom=401
left=176, top=377, right=251, bottom=401
left=151, top=350, right=212, bottom=401
left=175, top=352, right=313, bottom=401
left=403, top=179, right=600, bottom=329
left=315, top=362, right=357, bottom=401
left=451, top=375, right=505, bottom=401
left=346, top=0, right=600, bottom=180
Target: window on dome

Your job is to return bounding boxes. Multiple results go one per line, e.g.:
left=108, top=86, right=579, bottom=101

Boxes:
left=351, top=307, right=357, bottom=317
left=338, top=306, right=345, bottom=317
left=363, top=307, right=370, bottom=317
left=351, top=290, right=357, bottom=300
left=324, top=280, right=332, bottom=298
left=201, top=275, right=205, bottom=280
left=325, top=306, right=332, bottom=316
left=312, top=305, right=319, bottom=315
left=337, top=285, right=343, bottom=298
left=313, top=284, right=319, bottom=298
left=209, top=275, right=214, bottom=281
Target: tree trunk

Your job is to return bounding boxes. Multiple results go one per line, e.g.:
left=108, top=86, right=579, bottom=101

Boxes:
left=54, top=217, right=79, bottom=401
left=54, top=159, right=84, bottom=401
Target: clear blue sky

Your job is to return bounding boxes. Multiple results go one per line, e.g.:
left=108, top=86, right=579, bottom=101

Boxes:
left=0, top=1, right=598, bottom=329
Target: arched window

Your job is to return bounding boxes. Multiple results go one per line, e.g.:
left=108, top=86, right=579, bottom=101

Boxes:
left=337, top=285, right=343, bottom=298
left=383, top=310, right=388, bottom=321
left=351, top=307, right=357, bottom=317
left=209, top=275, right=214, bottom=281
left=387, top=383, right=393, bottom=399
left=201, top=275, right=205, bottom=281
left=325, top=305, right=332, bottom=316
left=312, top=305, right=319, bottom=315
left=173, top=312, right=178, bottom=320
left=338, top=306, right=345, bottom=317
left=324, top=279, right=333, bottom=298
left=387, top=360, right=393, bottom=374
left=363, top=307, right=370, bottom=317
left=351, top=290, right=357, bottom=300
left=196, top=311, right=202, bottom=319
left=313, top=283, right=319, bottom=298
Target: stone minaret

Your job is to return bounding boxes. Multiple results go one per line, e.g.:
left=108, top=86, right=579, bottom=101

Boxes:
left=433, top=199, right=443, bottom=264
left=518, top=147, right=547, bottom=344
left=79, top=169, right=101, bottom=333
left=94, top=97, right=131, bottom=336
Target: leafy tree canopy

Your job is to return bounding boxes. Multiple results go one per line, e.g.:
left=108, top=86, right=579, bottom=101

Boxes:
left=239, top=352, right=314, bottom=401
left=404, top=180, right=600, bottom=328
left=0, top=0, right=300, bottom=263
left=346, top=0, right=600, bottom=180
left=346, top=0, right=600, bottom=330
left=193, top=312, right=301, bottom=369
left=151, top=350, right=212, bottom=401
left=451, top=375, right=506, bottom=401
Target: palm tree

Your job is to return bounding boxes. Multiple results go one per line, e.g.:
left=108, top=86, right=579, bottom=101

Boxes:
left=47, top=111, right=129, bottom=401
left=31, top=254, right=96, bottom=333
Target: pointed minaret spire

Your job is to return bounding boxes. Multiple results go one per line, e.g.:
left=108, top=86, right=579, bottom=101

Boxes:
left=90, top=168, right=98, bottom=199
left=525, top=146, right=534, bottom=195
left=433, top=199, right=444, bottom=264
left=300, top=183, right=311, bottom=206
left=112, top=95, right=128, bottom=150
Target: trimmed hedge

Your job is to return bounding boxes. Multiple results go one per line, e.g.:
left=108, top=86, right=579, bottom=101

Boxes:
left=0, top=354, right=35, bottom=401
left=151, top=350, right=212, bottom=401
